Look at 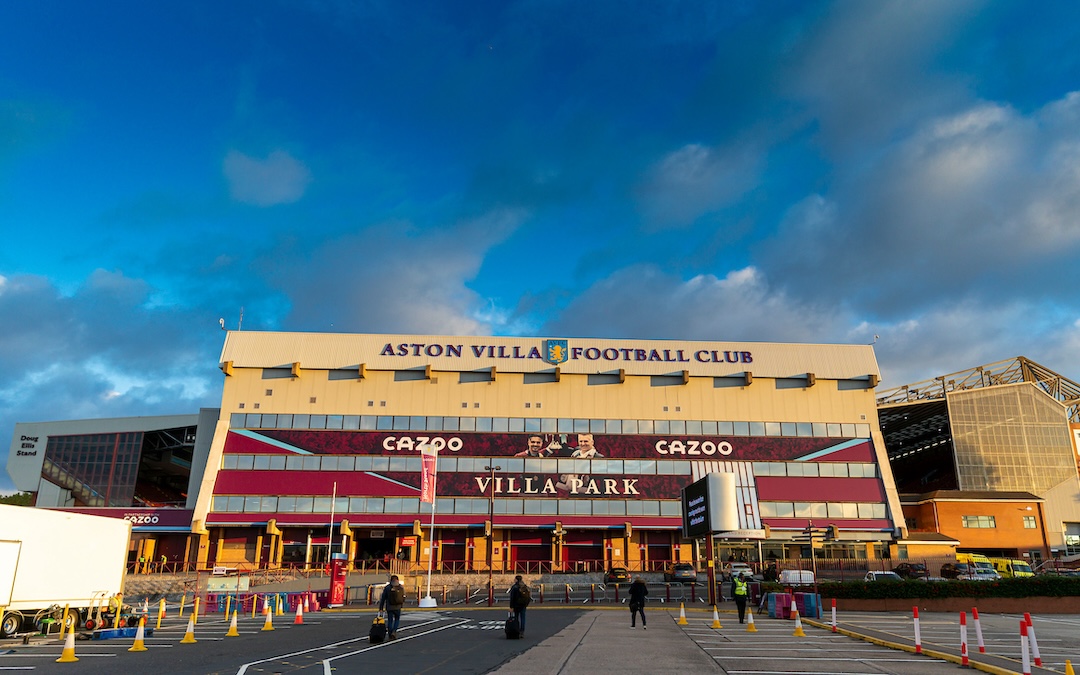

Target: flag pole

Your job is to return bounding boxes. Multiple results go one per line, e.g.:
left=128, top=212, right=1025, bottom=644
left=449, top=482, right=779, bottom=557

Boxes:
left=419, top=445, right=439, bottom=607
left=328, top=481, right=337, bottom=559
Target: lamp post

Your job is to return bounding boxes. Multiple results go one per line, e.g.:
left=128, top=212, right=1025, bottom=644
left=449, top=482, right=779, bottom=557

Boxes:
left=485, top=464, right=500, bottom=607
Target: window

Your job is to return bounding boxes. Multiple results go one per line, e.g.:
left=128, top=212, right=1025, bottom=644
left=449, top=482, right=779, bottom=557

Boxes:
left=962, top=515, right=996, bottom=528
left=1023, top=516, right=1037, bottom=529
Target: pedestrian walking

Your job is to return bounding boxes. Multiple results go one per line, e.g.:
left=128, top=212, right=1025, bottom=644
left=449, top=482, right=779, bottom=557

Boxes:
left=629, top=576, right=648, bottom=629
left=378, top=574, right=405, bottom=639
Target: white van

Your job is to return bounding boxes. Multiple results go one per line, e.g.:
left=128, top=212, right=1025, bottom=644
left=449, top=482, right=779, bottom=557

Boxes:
left=778, top=570, right=815, bottom=585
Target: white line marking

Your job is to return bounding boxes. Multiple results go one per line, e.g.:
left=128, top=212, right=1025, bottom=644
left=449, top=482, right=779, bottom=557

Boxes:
left=235, top=618, right=446, bottom=675
left=321, top=619, right=472, bottom=674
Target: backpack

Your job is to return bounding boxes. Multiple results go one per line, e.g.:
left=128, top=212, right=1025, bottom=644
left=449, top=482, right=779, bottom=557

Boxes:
left=387, top=584, right=405, bottom=606
left=517, top=584, right=532, bottom=607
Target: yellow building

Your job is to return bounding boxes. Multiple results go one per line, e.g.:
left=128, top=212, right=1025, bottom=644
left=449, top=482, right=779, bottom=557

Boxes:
left=192, top=331, right=904, bottom=572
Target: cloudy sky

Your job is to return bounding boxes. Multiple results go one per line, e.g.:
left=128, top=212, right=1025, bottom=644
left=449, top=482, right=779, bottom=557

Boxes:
left=3, top=1, right=1080, bottom=493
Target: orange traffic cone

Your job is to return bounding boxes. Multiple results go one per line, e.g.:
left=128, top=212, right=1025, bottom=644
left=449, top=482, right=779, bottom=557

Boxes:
left=262, top=596, right=270, bottom=615
left=128, top=617, right=148, bottom=652
left=293, top=602, right=304, bottom=625
left=677, top=602, right=688, bottom=625
left=55, top=622, right=79, bottom=663
left=792, top=599, right=806, bottom=637
left=304, top=595, right=310, bottom=613
left=261, top=606, right=274, bottom=631
left=225, top=610, right=239, bottom=637
left=179, top=616, right=197, bottom=644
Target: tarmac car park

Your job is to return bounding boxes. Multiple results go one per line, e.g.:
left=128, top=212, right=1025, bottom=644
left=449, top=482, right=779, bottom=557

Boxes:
left=3, top=594, right=1075, bottom=675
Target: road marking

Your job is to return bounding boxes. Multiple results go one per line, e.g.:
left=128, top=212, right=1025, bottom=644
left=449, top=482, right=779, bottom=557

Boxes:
left=235, top=618, right=447, bottom=675
left=321, top=619, right=472, bottom=675
left=726, top=671, right=898, bottom=675
left=0, top=654, right=117, bottom=659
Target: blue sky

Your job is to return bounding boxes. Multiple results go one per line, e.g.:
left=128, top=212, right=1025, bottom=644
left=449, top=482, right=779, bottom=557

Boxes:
left=4, top=1, right=1080, bottom=493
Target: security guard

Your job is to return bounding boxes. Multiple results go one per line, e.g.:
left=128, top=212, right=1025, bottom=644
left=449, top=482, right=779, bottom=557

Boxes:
left=733, top=572, right=749, bottom=623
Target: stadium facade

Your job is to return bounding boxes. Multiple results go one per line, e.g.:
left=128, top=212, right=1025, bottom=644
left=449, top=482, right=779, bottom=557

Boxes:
left=8, top=331, right=910, bottom=571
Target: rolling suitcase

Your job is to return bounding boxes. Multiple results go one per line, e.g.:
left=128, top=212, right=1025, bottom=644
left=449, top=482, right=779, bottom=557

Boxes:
left=504, top=611, right=521, bottom=639
left=369, top=614, right=388, bottom=644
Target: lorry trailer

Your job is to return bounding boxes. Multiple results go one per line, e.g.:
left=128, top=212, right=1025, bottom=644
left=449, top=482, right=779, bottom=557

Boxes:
left=1, top=505, right=132, bottom=637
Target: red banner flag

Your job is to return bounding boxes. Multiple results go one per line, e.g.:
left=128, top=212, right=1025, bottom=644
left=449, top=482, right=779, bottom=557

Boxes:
left=420, top=445, right=438, bottom=503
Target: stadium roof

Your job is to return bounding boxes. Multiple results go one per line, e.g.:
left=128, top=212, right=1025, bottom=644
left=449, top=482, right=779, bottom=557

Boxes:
left=877, top=356, right=1080, bottom=423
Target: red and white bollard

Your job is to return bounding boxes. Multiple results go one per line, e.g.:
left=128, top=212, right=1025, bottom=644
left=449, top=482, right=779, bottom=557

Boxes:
left=1020, top=621, right=1032, bottom=675
left=831, top=598, right=837, bottom=632
left=1024, top=613, right=1042, bottom=667
left=972, top=607, right=985, bottom=653
left=913, top=606, right=922, bottom=654
left=959, top=611, right=969, bottom=667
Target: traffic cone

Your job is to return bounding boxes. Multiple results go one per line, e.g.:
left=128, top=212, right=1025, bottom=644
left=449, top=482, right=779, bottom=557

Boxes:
left=276, top=594, right=284, bottom=616
left=746, top=608, right=757, bottom=633
left=263, top=596, right=270, bottom=616
left=225, top=610, right=239, bottom=637
left=261, top=606, right=274, bottom=631
left=128, top=617, right=148, bottom=652
left=792, top=599, right=806, bottom=637
left=710, top=605, right=722, bottom=629
left=304, top=595, right=310, bottom=613
left=55, top=622, right=79, bottom=663
left=677, top=602, right=688, bottom=625
left=1065, top=659, right=1074, bottom=675
left=142, top=598, right=149, bottom=615
left=180, top=616, right=197, bottom=644
left=293, top=602, right=304, bottom=626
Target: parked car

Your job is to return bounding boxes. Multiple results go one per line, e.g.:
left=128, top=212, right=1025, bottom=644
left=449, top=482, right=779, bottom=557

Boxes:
left=865, top=571, right=904, bottom=582
left=723, top=562, right=758, bottom=581
left=940, top=562, right=968, bottom=579
left=664, top=563, right=698, bottom=583
left=892, top=562, right=929, bottom=579
left=604, top=566, right=630, bottom=584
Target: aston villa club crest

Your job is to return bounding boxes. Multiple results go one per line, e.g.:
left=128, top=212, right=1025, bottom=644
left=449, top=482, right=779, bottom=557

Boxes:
left=544, top=339, right=568, bottom=365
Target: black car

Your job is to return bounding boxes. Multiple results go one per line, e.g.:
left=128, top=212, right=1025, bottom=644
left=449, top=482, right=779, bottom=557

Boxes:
left=664, top=563, right=697, bottom=583
left=604, top=566, right=630, bottom=584
left=893, top=562, right=929, bottom=579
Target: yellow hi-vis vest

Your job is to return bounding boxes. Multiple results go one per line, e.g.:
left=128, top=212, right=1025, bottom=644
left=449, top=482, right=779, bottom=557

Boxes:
left=734, top=579, right=748, bottom=596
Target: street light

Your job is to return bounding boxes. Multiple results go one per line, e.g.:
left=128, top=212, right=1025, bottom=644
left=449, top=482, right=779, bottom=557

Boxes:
left=485, top=464, right=501, bottom=606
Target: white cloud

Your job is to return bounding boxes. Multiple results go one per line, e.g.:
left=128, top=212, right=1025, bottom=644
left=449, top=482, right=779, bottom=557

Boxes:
left=760, top=90, right=1080, bottom=314
left=547, top=264, right=841, bottom=344
left=268, top=207, right=528, bottom=335
left=223, top=150, right=312, bottom=206
left=544, top=262, right=1080, bottom=390
left=636, top=142, right=762, bottom=229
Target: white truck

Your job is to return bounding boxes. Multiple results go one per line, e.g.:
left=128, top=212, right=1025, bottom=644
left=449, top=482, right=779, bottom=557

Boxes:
left=1, top=505, right=132, bottom=637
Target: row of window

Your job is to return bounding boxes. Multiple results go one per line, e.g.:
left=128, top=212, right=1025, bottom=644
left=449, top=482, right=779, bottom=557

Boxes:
left=751, top=462, right=878, bottom=478
left=210, top=494, right=889, bottom=520
left=758, top=501, right=888, bottom=520
left=211, top=495, right=683, bottom=517
left=220, top=453, right=879, bottom=479
left=230, top=413, right=873, bottom=439
left=959, top=515, right=1039, bottom=529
